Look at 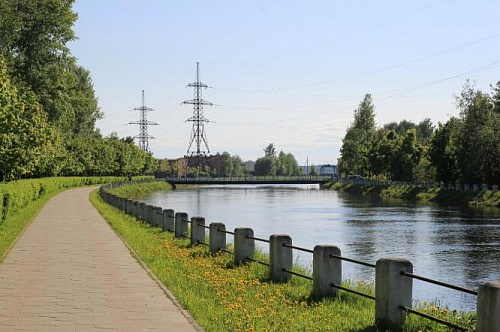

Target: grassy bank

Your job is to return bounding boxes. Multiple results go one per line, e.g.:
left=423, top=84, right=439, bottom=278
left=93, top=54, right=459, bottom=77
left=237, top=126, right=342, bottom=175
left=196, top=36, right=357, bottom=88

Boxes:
left=0, top=176, right=151, bottom=261
left=108, top=180, right=172, bottom=198
left=324, top=181, right=500, bottom=208
left=91, top=186, right=475, bottom=331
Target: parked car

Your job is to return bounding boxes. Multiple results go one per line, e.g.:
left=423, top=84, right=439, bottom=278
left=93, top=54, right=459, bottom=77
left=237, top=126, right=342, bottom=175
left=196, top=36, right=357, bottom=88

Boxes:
left=346, top=174, right=364, bottom=179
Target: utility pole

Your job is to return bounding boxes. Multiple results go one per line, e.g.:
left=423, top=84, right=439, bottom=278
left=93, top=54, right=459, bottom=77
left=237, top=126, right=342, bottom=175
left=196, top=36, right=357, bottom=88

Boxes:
left=183, top=62, right=213, bottom=158
left=129, top=90, right=158, bottom=152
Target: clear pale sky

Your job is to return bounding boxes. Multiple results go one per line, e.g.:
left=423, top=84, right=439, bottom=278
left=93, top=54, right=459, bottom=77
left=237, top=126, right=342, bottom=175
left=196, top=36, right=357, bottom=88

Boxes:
left=70, top=0, right=500, bottom=165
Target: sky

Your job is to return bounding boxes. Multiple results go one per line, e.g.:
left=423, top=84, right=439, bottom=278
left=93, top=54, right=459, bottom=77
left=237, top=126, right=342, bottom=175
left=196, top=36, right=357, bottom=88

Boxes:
left=70, top=0, right=500, bottom=165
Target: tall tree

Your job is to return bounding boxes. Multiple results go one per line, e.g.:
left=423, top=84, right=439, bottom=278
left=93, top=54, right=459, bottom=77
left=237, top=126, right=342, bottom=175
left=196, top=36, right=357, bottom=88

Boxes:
left=0, top=57, right=59, bottom=180
left=0, top=0, right=102, bottom=136
left=338, top=94, right=376, bottom=176
left=455, top=81, right=499, bottom=184
left=428, top=118, right=460, bottom=184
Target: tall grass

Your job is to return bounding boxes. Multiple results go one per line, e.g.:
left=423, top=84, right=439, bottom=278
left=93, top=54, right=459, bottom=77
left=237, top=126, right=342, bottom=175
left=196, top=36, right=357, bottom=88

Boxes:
left=91, top=188, right=475, bottom=331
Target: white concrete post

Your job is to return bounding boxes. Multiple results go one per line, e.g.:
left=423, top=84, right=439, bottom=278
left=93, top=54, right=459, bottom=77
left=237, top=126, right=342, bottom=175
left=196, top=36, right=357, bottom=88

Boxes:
left=270, top=234, right=292, bottom=283
left=126, top=199, right=133, bottom=215
left=153, top=207, right=163, bottom=227
left=313, top=245, right=342, bottom=299
left=234, top=228, right=255, bottom=265
left=144, top=204, right=154, bottom=225
left=175, top=212, right=188, bottom=238
left=375, top=258, right=413, bottom=330
left=191, top=217, right=205, bottom=245
left=138, top=202, right=146, bottom=220
left=162, top=209, right=175, bottom=232
left=209, top=222, right=226, bottom=253
left=477, top=281, right=500, bottom=332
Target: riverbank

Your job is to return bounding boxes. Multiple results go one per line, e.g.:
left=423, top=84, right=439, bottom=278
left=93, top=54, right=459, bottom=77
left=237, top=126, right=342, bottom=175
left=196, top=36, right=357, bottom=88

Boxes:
left=94, top=182, right=476, bottom=331
left=322, top=181, right=500, bottom=208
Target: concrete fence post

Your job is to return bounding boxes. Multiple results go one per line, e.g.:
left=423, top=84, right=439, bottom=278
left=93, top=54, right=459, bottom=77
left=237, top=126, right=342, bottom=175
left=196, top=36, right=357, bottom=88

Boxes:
left=313, top=245, right=342, bottom=299
left=126, top=199, right=133, bottom=215
left=234, top=228, right=255, bottom=265
left=482, top=184, right=489, bottom=191
left=147, top=206, right=154, bottom=225
left=138, top=203, right=145, bottom=221
left=493, top=185, right=498, bottom=192
left=153, top=207, right=163, bottom=227
left=209, top=222, right=226, bottom=253
left=473, top=184, right=479, bottom=192
left=477, top=281, right=500, bottom=332
left=270, top=234, right=293, bottom=283
left=375, top=258, right=413, bottom=330
left=162, top=209, right=175, bottom=232
left=132, top=201, right=139, bottom=219
left=191, top=217, right=205, bottom=245
left=175, top=212, right=188, bottom=238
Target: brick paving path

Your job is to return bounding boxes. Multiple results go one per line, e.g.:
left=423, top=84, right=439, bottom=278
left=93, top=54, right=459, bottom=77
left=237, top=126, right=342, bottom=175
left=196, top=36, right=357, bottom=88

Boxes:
left=0, top=187, right=200, bottom=332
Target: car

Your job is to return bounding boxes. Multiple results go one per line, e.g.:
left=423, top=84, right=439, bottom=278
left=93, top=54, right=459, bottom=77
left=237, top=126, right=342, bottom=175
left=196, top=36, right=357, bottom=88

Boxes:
left=347, top=174, right=364, bottom=179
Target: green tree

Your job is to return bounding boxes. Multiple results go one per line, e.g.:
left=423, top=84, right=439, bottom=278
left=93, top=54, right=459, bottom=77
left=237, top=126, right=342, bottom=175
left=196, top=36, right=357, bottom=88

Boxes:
left=368, top=129, right=400, bottom=180
left=254, top=157, right=275, bottom=176
left=455, top=81, right=499, bottom=184
left=0, top=0, right=102, bottom=136
left=0, top=57, right=59, bottom=180
left=338, top=94, right=376, bottom=176
left=428, top=118, right=460, bottom=183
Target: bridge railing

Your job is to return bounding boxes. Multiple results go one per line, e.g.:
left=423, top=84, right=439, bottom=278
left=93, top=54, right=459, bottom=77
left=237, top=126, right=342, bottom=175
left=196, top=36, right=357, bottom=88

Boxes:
left=160, top=174, right=334, bottom=183
left=100, top=183, right=499, bottom=331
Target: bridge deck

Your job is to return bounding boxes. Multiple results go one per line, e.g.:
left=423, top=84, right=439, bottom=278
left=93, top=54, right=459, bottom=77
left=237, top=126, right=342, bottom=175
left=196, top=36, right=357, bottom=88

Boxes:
left=161, top=176, right=333, bottom=186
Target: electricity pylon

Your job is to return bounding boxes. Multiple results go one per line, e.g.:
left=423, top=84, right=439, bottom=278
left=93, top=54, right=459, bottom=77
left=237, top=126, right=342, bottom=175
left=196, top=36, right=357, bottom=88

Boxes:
left=182, top=62, right=213, bottom=157
left=129, top=90, right=158, bottom=152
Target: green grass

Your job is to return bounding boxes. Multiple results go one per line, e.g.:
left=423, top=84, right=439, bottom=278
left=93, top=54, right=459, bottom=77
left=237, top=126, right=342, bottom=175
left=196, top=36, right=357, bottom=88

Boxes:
left=324, top=181, right=500, bottom=208
left=90, top=187, right=476, bottom=331
left=108, top=181, right=172, bottom=198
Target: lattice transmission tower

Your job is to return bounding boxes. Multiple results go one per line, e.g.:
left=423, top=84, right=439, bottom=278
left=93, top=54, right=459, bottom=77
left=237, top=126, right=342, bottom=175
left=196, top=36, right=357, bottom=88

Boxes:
left=129, top=90, right=158, bottom=152
left=183, top=62, right=213, bottom=157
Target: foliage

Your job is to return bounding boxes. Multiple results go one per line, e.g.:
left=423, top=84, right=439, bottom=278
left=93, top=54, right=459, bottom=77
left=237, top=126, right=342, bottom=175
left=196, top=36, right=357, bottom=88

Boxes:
left=0, top=0, right=102, bottom=136
left=338, top=94, right=376, bottom=177
left=0, top=58, right=60, bottom=180
left=255, top=143, right=299, bottom=176
left=220, top=152, right=245, bottom=177
left=339, top=82, right=499, bottom=185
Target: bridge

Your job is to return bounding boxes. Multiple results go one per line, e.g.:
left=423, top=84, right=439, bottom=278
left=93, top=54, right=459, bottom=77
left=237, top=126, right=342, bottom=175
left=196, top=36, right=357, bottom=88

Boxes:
left=159, top=175, right=334, bottom=187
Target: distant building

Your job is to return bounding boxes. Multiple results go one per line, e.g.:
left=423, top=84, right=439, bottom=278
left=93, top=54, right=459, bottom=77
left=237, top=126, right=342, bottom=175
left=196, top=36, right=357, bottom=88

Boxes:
left=300, top=164, right=337, bottom=176
left=243, top=160, right=255, bottom=173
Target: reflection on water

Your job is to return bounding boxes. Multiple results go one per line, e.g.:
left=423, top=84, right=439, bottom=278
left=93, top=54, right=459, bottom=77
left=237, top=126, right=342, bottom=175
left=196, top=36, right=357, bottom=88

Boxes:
left=139, top=184, right=500, bottom=311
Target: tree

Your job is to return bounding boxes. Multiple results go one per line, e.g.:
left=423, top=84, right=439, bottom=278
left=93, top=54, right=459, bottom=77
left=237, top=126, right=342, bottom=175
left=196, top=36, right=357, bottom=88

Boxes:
left=0, top=0, right=102, bottom=136
left=428, top=118, right=460, bottom=183
left=455, top=81, right=499, bottom=184
left=338, top=94, right=376, bottom=176
left=368, top=129, right=399, bottom=180
left=254, top=157, right=275, bottom=176
left=0, top=57, right=60, bottom=180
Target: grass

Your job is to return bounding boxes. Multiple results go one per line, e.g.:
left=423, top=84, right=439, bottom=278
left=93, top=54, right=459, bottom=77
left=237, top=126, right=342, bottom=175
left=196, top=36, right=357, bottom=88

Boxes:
left=90, top=187, right=476, bottom=332
left=325, top=181, right=500, bottom=208
left=107, top=180, right=172, bottom=198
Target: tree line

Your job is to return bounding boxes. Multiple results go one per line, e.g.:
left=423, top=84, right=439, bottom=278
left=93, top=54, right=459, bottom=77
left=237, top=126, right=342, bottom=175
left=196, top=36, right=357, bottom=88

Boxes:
left=0, top=0, right=154, bottom=181
left=338, top=82, right=500, bottom=185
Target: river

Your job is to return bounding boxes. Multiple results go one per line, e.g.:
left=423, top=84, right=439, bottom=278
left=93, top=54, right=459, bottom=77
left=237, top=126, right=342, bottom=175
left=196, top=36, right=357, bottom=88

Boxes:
left=138, top=184, right=500, bottom=312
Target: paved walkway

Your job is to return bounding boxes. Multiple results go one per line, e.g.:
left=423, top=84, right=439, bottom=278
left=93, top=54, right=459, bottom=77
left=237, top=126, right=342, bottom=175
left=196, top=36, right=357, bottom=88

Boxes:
left=0, top=187, right=200, bottom=332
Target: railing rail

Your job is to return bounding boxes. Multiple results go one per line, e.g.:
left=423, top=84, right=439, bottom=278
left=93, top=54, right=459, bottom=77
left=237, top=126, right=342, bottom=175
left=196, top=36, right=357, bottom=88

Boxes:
left=330, top=253, right=376, bottom=268
left=401, top=271, right=478, bottom=295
